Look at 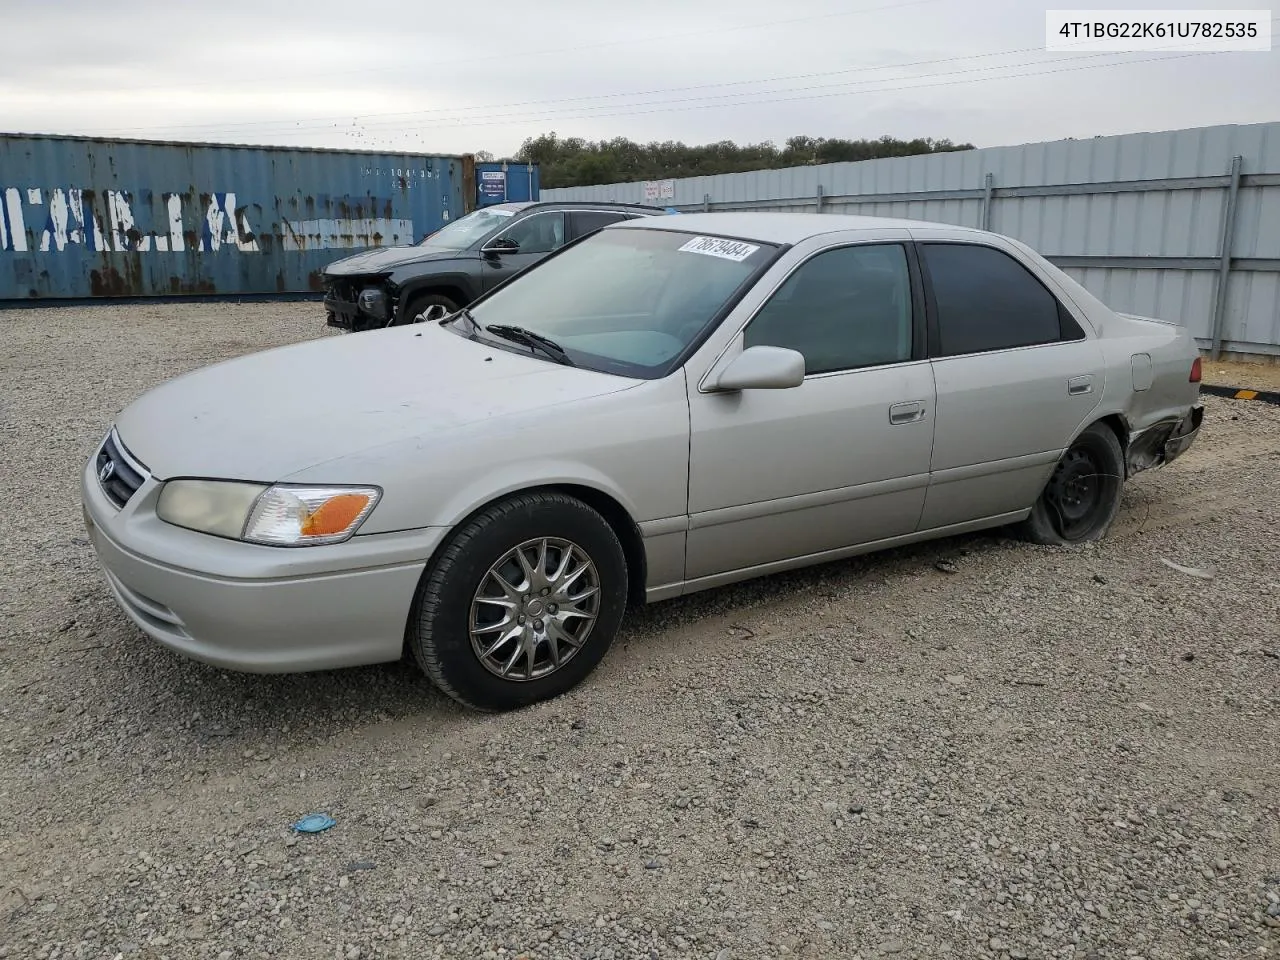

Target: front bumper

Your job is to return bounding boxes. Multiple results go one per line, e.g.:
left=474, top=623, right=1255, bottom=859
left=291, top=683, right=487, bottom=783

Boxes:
left=81, top=451, right=446, bottom=674
left=324, top=294, right=358, bottom=329
left=323, top=277, right=392, bottom=331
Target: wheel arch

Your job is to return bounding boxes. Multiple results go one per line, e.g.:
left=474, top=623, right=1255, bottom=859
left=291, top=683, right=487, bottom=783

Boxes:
left=424, top=480, right=649, bottom=609
left=1092, top=412, right=1130, bottom=454
left=1071, top=411, right=1131, bottom=477
left=395, top=273, right=478, bottom=315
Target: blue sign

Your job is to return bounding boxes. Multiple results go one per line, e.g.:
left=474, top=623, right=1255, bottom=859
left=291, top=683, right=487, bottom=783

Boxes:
left=479, top=170, right=506, bottom=201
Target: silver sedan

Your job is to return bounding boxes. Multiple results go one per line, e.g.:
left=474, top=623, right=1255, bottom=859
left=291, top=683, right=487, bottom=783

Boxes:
left=82, top=213, right=1204, bottom=710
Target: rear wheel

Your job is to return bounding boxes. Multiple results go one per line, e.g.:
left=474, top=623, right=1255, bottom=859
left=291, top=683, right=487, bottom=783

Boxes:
left=399, top=292, right=458, bottom=326
left=407, top=492, right=628, bottom=711
left=1017, top=423, right=1125, bottom=545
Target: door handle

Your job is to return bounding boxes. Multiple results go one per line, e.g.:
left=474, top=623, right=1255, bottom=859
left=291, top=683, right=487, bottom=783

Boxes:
left=1068, top=375, right=1093, bottom=396
left=889, top=400, right=927, bottom=425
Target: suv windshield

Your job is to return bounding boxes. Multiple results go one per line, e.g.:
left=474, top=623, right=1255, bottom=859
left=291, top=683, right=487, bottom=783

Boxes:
left=462, top=227, right=778, bottom=378
left=418, top=207, right=520, bottom=249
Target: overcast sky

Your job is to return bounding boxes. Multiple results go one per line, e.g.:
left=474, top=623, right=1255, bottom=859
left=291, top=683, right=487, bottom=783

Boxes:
left=2, top=0, right=1277, bottom=157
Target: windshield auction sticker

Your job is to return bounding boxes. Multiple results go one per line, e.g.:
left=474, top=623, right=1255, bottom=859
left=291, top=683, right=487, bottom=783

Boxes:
left=677, top=236, right=761, bottom=262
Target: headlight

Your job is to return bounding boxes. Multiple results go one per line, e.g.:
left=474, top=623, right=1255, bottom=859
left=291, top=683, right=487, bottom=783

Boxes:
left=357, top=287, right=388, bottom=320
left=156, top=480, right=267, bottom=539
left=156, top=480, right=380, bottom=546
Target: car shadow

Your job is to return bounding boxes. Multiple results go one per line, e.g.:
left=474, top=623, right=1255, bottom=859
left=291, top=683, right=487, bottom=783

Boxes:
left=81, top=523, right=1021, bottom=759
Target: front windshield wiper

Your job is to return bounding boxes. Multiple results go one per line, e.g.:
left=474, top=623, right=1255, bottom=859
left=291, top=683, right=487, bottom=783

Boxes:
left=483, top=324, right=575, bottom=366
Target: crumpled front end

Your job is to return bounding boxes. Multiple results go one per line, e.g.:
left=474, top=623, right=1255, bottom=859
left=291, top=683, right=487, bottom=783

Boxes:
left=323, top=274, right=394, bottom=332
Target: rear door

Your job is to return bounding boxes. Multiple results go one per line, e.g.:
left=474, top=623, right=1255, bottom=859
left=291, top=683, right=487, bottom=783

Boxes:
left=917, top=239, right=1105, bottom=530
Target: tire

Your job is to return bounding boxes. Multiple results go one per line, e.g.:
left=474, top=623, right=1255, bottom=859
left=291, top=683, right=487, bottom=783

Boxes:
left=398, top=292, right=459, bottom=326
left=407, top=492, right=629, bottom=711
left=1016, top=422, right=1125, bottom=545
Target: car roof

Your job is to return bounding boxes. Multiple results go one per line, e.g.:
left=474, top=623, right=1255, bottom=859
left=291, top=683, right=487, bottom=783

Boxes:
left=528, top=200, right=666, bottom=213
left=615, top=211, right=985, bottom=244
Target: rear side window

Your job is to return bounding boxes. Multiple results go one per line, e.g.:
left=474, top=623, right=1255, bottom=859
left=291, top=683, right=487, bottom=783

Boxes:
left=921, top=243, right=1081, bottom=357
left=568, top=210, right=635, bottom=240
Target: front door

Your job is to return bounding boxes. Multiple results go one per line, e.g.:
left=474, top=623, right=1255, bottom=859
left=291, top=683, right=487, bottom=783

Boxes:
left=685, top=240, right=937, bottom=583
left=480, top=210, right=566, bottom=292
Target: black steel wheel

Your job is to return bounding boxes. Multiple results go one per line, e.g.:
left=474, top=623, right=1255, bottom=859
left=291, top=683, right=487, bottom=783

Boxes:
left=1017, top=423, right=1125, bottom=545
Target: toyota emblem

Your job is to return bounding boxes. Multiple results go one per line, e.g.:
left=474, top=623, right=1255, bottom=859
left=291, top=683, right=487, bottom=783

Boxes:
left=99, top=459, right=116, bottom=483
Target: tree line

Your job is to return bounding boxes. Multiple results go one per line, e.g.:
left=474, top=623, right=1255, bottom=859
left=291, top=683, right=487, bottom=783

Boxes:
left=502, top=133, right=975, bottom=189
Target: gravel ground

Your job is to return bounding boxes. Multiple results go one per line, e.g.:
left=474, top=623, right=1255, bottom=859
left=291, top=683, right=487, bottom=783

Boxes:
left=1, top=301, right=1278, bottom=960
left=1202, top=359, right=1280, bottom=393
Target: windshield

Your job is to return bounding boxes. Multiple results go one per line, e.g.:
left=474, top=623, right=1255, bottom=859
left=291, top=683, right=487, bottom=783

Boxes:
left=463, top=227, right=778, bottom=378
left=417, top=207, right=518, bottom=249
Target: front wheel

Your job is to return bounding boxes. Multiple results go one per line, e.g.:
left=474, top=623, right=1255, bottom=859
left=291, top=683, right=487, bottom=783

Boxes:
left=399, top=293, right=459, bottom=326
left=1017, top=423, right=1125, bottom=545
left=407, top=492, right=629, bottom=711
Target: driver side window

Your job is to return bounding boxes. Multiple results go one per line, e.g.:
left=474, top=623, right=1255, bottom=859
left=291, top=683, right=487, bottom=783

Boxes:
left=744, top=243, right=914, bottom=376
left=497, top=212, right=565, bottom=255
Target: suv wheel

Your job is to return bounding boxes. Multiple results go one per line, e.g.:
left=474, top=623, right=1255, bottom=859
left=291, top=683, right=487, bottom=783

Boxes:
left=400, top=293, right=459, bottom=325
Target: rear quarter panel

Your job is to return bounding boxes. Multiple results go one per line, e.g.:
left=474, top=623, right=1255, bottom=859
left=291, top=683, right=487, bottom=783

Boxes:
left=1096, top=313, right=1201, bottom=436
left=998, top=235, right=1200, bottom=440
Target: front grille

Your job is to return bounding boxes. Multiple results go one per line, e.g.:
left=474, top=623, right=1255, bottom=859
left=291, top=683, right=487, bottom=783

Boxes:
left=96, top=430, right=148, bottom=509
left=323, top=279, right=361, bottom=318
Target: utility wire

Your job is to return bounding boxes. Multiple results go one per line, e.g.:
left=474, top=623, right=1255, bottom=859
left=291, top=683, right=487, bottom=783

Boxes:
left=92, top=23, right=1277, bottom=140
left=148, top=38, right=1272, bottom=141
left=59, top=0, right=952, bottom=98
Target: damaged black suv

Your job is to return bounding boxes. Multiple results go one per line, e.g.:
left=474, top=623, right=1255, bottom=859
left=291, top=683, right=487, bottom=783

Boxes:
left=321, top=200, right=665, bottom=332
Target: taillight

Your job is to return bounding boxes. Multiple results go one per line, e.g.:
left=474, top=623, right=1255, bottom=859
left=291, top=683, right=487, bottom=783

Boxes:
left=1189, top=356, right=1202, bottom=383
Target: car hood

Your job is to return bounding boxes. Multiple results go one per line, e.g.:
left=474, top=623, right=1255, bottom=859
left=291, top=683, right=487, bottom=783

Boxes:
left=114, top=324, right=635, bottom=481
left=322, top=245, right=467, bottom=275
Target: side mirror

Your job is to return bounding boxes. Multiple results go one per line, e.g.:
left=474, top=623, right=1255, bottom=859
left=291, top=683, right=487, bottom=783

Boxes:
left=418, top=303, right=449, bottom=323
left=710, top=345, right=805, bottom=391
left=482, top=237, right=518, bottom=257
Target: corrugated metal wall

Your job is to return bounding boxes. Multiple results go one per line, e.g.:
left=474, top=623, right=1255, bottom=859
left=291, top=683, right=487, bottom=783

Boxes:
left=544, top=122, right=1280, bottom=358
left=0, top=134, right=477, bottom=300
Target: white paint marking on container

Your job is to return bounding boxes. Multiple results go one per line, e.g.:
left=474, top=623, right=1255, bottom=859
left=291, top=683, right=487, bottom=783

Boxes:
left=5, top=187, right=28, bottom=252
left=166, top=194, right=185, bottom=253
left=41, top=189, right=102, bottom=252
left=232, top=195, right=259, bottom=253
left=40, top=189, right=71, bottom=251
left=26, top=188, right=43, bottom=205
left=107, top=191, right=137, bottom=253
left=202, top=193, right=260, bottom=253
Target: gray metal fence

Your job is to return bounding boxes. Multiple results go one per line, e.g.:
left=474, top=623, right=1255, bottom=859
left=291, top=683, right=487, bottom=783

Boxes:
left=543, top=122, right=1280, bottom=360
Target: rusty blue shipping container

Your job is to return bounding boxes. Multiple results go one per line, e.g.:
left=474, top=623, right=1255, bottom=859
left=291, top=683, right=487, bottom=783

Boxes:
left=0, top=133, right=481, bottom=301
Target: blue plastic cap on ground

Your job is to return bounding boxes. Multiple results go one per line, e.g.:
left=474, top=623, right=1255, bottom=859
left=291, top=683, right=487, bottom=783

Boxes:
left=291, top=813, right=336, bottom=833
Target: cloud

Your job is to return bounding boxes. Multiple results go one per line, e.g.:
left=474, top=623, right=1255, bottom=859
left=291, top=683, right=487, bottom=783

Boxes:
left=2, top=0, right=1276, bottom=157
